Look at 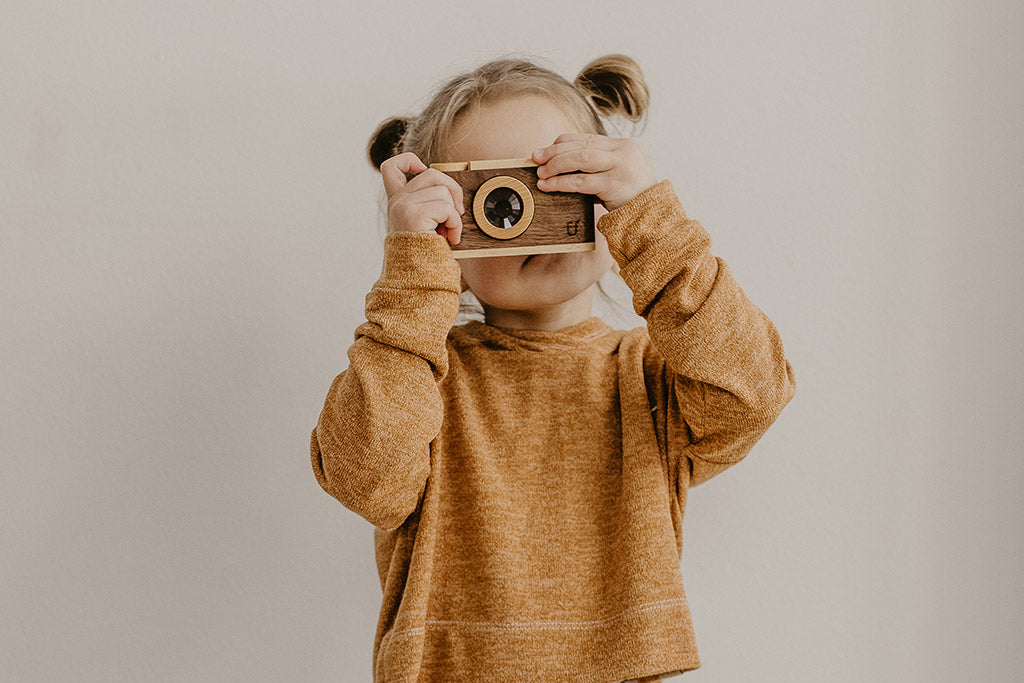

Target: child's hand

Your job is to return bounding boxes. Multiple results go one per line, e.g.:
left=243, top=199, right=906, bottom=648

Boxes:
left=380, top=152, right=465, bottom=246
left=531, top=133, right=658, bottom=213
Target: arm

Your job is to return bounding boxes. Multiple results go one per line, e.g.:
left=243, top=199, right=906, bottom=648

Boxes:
left=599, top=180, right=797, bottom=487
left=310, top=230, right=461, bottom=529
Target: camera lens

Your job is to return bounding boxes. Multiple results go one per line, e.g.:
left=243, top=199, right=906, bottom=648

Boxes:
left=483, top=186, right=523, bottom=229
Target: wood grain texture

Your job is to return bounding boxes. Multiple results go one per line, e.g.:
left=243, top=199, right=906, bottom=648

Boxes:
left=431, top=162, right=596, bottom=258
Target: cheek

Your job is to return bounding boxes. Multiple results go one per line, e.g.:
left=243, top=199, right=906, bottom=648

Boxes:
left=459, top=259, right=516, bottom=294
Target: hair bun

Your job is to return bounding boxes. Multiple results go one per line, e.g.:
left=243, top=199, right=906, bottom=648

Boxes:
left=574, top=54, right=650, bottom=124
left=366, top=116, right=412, bottom=171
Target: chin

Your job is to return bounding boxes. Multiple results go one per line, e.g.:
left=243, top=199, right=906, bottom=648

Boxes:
left=495, top=280, right=599, bottom=310
left=467, top=251, right=608, bottom=307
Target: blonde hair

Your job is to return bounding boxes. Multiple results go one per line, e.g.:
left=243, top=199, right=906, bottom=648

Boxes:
left=366, top=53, right=651, bottom=323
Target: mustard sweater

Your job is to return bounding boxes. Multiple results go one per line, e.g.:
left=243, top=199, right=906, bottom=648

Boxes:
left=311, top=180, right=797, bottom=682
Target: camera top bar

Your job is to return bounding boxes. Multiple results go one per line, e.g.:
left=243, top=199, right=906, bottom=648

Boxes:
left=429, top=158, right=538, bottom=172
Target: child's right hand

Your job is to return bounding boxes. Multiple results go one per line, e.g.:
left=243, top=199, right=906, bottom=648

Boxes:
left=380, top=152, right=465, bottom=246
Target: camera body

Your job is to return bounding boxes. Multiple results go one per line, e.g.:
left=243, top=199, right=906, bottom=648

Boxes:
left=428, top=158, right=596, bottom=259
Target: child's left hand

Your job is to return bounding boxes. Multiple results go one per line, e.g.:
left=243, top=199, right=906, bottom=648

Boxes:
left=531, top=133, right=659, bottom=213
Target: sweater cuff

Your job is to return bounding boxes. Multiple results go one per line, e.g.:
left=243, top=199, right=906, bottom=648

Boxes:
left=380, top=230, right=462, bottom=292
left=597, top=180, right=711, bottom=264
left=596, top=179, right=717, bottom=319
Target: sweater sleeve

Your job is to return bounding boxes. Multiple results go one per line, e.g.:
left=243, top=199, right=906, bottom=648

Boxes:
left=310, top=230, right=462, bottom=530
left=598, top=180, right=796, bottom=487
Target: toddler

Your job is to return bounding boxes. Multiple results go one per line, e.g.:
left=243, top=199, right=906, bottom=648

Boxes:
left=311, top=53, right=796, bottom=682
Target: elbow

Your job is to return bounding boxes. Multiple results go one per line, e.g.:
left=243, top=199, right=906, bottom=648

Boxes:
left=310, top=426, right=429, bottom=531
left=773, top=358, right=797, bottom=415
left=750, top=358, right=796, bottom=427
left=364, top=475, right=430, bottom=531
left=346, top=459, right=430, bottom=531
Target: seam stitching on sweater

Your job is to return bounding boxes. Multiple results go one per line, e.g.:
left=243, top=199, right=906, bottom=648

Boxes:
left=384, top=597, right=689, bottom=641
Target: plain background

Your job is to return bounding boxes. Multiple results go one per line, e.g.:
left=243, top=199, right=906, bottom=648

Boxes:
left=2, top=1, right=1022, bottom=681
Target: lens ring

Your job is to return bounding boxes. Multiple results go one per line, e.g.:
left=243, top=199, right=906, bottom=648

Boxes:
left=472, top=175, right=534, bottom=240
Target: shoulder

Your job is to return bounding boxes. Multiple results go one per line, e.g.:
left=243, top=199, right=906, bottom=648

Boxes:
left=603, top=324, right=669, bottom=392
left=616, top=323, right=660, bottom=359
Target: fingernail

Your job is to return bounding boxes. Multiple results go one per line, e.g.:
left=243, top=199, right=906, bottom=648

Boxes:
left=532, top=147, right=545, bottom=160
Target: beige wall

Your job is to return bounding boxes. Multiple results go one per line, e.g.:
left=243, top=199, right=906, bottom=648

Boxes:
left=2, top=1, right=1022, bottom=681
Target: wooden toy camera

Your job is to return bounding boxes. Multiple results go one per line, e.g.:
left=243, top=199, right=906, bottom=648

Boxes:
left=428, top=158, right=596, bottom=259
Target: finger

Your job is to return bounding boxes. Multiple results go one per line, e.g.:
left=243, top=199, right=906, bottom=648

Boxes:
left=543, top=133, right=615, bottom=155
left=552, top=132, right=615, bottom=146
left=436, top=224, right=463, bottom=246
left=537, top=146, right=616, bottom=179
left=435, top=209, right=463, bottom=245
left=439, top=219, right=463, bottom=246
left=380, top=152, right=428, bottom=199
left=409, top=184, right=461, bottom=217
left=536, top=170, right=611, bottom=195
left=416, top=197, right=463, bottom=236
left=532, top=134, right=616, bottom=163
left=403, top=168, right=466, bottom=214
left=439, top=201, right=464, bottom=237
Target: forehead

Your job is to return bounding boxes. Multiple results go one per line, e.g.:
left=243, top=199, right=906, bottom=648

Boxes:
left=442, top=94, right=583, bottom=161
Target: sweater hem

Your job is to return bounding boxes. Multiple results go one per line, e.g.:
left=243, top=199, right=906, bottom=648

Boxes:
left=375, top=597, right=701, bottom=682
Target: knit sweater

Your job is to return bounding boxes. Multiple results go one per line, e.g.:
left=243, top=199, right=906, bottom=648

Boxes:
left=311, top=180, right=797, bottom=682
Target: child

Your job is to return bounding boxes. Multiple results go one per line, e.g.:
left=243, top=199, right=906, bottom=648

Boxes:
left=311, top=54, right=796, bottom=683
